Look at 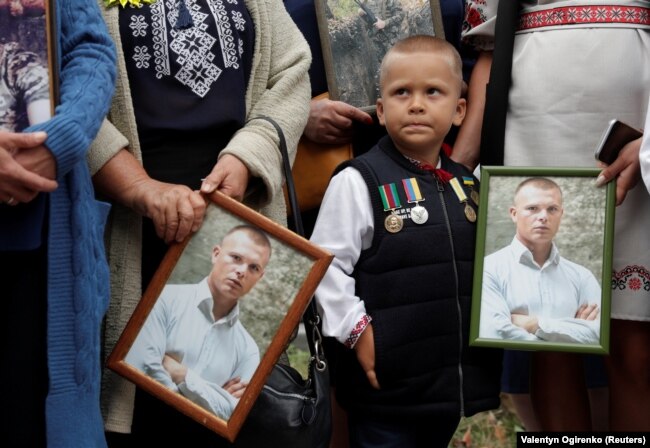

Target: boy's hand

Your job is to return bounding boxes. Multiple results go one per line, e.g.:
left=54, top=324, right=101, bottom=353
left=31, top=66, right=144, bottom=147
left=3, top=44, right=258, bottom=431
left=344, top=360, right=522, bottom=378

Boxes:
left=354, top=324, right=380, bottom=390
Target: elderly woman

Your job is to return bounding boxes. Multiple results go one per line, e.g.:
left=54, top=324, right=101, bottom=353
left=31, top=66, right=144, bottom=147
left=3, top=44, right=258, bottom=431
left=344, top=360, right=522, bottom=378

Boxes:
left=88, top=0, right=311, bottom=445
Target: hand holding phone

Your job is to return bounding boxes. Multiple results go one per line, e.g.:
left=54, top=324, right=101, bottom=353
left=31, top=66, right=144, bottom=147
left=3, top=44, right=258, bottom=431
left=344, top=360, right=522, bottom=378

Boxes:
left=594, top=119, right=643, bottom=165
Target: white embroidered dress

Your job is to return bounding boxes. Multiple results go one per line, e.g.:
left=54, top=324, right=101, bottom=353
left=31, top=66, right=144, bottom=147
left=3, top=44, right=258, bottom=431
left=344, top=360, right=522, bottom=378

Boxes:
left=464, top=0, right=650, bottom=320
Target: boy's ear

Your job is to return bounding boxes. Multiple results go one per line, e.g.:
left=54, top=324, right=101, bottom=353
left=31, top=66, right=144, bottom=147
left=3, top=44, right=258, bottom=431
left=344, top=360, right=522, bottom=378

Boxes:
left=452, top=97, right=467, bottom=127
left=376, top=98, right=386, bottom=126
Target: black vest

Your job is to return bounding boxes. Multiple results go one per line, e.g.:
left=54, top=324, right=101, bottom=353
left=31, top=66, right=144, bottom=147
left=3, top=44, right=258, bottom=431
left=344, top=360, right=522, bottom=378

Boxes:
left=335, top=137, right=502, bottom=420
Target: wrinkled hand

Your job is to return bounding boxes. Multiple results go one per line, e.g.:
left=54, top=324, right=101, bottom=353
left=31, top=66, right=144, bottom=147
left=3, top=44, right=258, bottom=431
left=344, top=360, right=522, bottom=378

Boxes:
left=129, top=179, right=206, bottom=244
left=200, top=154, right=250, bottom=202
left=354, top=324, right=380, bottom=390
left=596, top=136, right=642, bottom=206
left=0, top=131, right=57, bottom=204
left=574, top=303, right=599, bottom=321
left=222, top=376, right=248, bottom=399
left=511, top=314, right=539, bottom=334
left=304, top=99, right=373, bottom=145
left=163, top=354, right=188, bottom=385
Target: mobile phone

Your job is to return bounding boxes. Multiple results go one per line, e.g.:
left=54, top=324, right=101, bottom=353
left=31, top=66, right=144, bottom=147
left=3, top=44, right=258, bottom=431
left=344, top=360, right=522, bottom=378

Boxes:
left=594, top=119, right=643, bottom=165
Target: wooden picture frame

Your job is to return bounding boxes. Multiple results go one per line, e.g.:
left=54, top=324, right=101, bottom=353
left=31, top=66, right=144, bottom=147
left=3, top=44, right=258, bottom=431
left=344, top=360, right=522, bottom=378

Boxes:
left=107, top=192, right=333, bottom=442
left=314, top=0, right=445, bottom=113
left=469, top=167, right=616, bottom=354
left=0, top=0, right=58, bottom=131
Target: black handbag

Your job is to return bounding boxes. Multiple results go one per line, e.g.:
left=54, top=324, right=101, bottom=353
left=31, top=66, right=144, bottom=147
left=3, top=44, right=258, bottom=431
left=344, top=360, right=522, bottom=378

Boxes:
left=234, top=117, right=332, bottom=448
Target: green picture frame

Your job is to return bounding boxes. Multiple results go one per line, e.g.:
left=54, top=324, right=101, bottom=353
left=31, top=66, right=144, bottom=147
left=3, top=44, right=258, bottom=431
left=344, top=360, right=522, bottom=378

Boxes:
left=469, top=166, right=616, bottom=354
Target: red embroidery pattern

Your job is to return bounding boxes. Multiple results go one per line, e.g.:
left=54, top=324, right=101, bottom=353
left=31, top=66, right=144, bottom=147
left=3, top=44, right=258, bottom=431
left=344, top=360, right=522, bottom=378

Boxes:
left=612, top=265, right=650, bottom=292
left=518, top=5, right=650, bottom=31
left=345, top=314, right=372, bottom=349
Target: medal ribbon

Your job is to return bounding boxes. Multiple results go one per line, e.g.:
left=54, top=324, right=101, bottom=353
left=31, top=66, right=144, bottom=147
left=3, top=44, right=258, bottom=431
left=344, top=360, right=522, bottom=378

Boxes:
left=378, top=183, right=402, bottom=211
left=402, top=178, right=424, bottom=204
left=449, top=178, right=468, bottom=203
left=463, top=176, right=475, bottom=186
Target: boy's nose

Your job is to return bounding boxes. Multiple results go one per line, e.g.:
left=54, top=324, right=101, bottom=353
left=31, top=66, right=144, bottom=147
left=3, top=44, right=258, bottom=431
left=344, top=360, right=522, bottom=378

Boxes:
left=408, top=100, right=425, bottom=113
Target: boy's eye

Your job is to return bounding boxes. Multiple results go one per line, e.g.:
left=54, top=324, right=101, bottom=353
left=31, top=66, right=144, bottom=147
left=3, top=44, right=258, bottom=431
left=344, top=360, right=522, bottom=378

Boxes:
left=395, top=88, right=408, bottom=96
left=427, top=88, right=440, bottom=95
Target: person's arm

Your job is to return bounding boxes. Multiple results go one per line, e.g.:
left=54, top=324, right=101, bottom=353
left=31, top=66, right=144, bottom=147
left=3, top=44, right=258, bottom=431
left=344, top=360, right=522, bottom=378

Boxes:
left=166, top=358, right=239, bottom=419
left=0, top=131, right=57, bottom=203
left=311, top=168, right=373, bottom=344
left=125, top=294, right=178, bottom=391
left=531, top=272, right=602, bottom=344
left=451, top=51, right=492, bottom=171
left=310, top=167, right=378, bottom=387
left=202, top=0, right=311, bottom=207
left=23, top=0, right=116, bottom=181
left=479, top=265, right=539, bottom=341
left=170, top=340, right=260, bottom=419
left=93, top=149, right=206, bottom=243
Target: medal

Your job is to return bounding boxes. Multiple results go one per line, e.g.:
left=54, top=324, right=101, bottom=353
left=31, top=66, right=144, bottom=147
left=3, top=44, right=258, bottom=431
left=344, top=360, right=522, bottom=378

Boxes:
left=410, top=205, right=429, bottom=225
left=450, top=177, right=477, bottom=223
left=464, top=203, right=477, bottom=222
left=378, top=183, right=404, bottom=233
left=463, top=176, right=480, bottom=206
left=402, top=178, right=428, bottom=224
left=384, top=213, right=404, bottom=233
left=470, top=190, right=480, bottom=206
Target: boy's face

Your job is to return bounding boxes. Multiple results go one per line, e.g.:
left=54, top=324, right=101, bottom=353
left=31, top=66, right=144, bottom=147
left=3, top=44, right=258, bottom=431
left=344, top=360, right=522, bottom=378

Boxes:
left=376, top=51, right=466, bottom=159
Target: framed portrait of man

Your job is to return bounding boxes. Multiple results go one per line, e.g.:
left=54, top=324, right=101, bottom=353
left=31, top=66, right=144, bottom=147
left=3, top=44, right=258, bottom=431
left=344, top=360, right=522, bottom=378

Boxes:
left=469, top=167, right=616, bottom=354
left=107, top=192, right=333, bottom=441
left=0, top=0, right=58, bottom=132
left=314, top=0, right=445, bottom=112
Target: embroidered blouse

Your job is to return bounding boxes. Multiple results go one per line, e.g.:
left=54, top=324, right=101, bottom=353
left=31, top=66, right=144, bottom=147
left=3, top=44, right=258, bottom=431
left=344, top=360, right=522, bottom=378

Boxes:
left=119, top=0, right=255, bottom=185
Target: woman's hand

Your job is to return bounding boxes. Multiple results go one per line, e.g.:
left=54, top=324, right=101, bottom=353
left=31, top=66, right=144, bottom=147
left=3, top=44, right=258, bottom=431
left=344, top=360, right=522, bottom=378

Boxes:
left=200, top=154, right=250, bottom=201
left=0, top=131, right=57, bottom=205
left=596, top=136, right=642, bottom=206
left=130, top=179, right=206, bottom=244
left=93, top=149, right=206, bottom=243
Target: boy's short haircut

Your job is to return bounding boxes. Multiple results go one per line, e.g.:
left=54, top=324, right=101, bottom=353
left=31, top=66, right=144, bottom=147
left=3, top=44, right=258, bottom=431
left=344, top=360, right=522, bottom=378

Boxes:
left=379, top=35, right=463, bottom=92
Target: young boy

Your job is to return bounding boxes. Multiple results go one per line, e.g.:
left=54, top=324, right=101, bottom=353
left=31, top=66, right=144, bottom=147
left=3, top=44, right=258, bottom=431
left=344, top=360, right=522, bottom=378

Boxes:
left=311, top=35, right=502, bottom=447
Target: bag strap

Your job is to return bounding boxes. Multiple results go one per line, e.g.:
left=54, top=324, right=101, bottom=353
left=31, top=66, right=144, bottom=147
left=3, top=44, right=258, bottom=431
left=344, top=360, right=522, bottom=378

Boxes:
left=249, top=116, right=326, bottom=369
left=480, top=0, right=520, bottom=166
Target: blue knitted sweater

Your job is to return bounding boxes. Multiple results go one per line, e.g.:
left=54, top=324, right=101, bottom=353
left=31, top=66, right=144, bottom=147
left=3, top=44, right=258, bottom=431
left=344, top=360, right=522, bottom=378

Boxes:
left=16, top=1, right=116, bottom=446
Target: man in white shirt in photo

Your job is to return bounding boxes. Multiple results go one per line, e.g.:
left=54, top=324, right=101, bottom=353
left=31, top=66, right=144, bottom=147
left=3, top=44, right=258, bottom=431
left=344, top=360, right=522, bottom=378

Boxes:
left=479, top=177, right=601, bottom=344
left=126, top=225, right=271, bottom=420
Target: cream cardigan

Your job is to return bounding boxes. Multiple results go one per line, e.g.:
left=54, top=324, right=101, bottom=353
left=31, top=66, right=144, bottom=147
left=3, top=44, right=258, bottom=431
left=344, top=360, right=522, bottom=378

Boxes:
left=88, top=0, right=311, bottom=432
